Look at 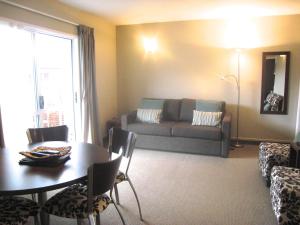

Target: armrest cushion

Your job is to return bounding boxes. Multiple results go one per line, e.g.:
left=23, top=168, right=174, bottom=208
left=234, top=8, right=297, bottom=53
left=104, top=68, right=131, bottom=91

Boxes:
left=221, top=112, right=232, bottom=158
left=121, top=110, right=137, bottom=130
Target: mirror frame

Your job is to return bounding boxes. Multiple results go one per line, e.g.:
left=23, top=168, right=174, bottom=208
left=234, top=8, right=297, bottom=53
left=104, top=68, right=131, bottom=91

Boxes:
left=260, top=51, right=290, bottom=115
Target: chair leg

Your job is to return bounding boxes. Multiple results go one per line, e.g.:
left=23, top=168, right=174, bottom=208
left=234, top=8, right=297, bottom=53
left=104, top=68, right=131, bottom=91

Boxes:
left=96, top=213, right=101, bottom=225
left=127, top=177, right=143, bottom=221
left=34, top=215, right=40, bottom=225
left=111, top=197, right=126, bottom=225
left=88, top=213, right=96, bottom=225
left=32, top=191, right=38, bottom=225
left=38, top=192, right=49, bottom=225
left=114, top=183, right=120, bottom=204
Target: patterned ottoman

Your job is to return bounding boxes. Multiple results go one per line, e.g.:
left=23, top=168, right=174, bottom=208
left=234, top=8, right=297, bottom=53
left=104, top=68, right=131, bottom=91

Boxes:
left=270, top=166, right=300, bottom=225
left=259, top=142, right=290, bottom=186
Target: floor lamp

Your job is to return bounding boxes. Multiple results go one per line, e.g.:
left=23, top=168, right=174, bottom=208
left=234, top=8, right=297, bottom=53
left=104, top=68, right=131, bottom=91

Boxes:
left=221, top=49, right=243, bottom=148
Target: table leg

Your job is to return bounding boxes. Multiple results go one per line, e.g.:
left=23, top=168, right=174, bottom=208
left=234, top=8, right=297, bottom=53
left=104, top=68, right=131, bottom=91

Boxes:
left=38, top=192, right=49, bottom=225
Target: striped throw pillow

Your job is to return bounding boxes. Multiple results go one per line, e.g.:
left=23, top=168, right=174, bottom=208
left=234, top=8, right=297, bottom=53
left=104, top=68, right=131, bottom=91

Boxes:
left=137, top=108, right=162, bottom=124
left=192, top=110, right=222, bottom=126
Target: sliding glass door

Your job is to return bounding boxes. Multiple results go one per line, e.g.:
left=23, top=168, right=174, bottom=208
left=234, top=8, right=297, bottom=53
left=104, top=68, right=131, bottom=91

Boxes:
left=34, top=33, right=75, bottom=139
left=0, top=22, right=78, bottom=146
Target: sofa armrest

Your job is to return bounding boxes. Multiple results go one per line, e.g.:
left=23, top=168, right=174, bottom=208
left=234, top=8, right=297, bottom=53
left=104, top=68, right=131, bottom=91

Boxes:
left=221, top=112, right=232, bottom=158
left=121, top=110, right=137, bottom=130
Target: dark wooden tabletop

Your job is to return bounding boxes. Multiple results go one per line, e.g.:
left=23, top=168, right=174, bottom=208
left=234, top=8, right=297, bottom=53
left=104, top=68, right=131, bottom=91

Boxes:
left=0, top=141, right=109, bottom=195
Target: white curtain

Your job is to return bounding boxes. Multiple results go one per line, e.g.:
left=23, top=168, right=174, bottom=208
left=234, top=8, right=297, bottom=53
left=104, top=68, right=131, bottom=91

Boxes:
left=0, top=107, right=4, bottom=148
left=78, top=25, right=102, bottom=146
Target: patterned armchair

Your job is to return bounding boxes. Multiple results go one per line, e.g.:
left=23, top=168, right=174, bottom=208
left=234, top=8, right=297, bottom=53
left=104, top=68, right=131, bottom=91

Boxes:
left=263, top=92, right=283, bottom=112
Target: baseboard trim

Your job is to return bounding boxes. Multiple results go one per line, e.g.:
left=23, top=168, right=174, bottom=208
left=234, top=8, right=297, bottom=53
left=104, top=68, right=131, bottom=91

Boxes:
left=231, top=137, right=291, bottom=145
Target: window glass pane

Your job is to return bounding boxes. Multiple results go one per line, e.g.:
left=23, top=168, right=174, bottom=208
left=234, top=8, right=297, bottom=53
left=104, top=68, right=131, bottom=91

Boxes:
left=0, top=22, right=77, bottom=146
left=0, top=24, right=35, bottom=146
left=35, top=33, right=75, bottom=140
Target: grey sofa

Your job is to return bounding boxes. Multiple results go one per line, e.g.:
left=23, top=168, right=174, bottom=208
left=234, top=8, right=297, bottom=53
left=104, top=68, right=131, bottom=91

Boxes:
left=121, top=98, right=232, bottom=157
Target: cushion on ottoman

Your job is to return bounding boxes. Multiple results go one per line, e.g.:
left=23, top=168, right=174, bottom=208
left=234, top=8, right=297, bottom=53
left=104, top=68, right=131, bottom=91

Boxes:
left=270, top=166, right=300, bottom=225
left=259, top=142, right=290, bottom=186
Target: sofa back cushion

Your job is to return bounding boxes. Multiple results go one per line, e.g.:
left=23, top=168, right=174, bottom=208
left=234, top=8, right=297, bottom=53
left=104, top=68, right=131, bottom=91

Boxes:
left=139, top=98, right=226, bottom=123
left=179, top=99, right=196, bottom=122
left=139, top=98, right=165, bottom=109
left=195, top=100, right=225, bottom=113
left=163, top=99, right=181, bottom=121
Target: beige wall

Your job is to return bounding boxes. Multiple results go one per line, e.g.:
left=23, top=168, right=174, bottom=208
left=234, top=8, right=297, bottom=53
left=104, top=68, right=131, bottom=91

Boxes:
left=0, top=0, right=117, bottom=135
left=1, top=0, right=299, bottom=142
left=117, top=15, right=300, bottom=142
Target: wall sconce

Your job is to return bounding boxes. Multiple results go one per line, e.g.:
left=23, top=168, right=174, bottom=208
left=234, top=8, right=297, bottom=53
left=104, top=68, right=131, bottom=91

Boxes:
left=143, top=37, right=158, bottom=53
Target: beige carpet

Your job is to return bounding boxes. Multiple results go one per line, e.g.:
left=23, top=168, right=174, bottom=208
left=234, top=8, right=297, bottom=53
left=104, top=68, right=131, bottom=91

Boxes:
left=27, top=145, right=277, bottom=225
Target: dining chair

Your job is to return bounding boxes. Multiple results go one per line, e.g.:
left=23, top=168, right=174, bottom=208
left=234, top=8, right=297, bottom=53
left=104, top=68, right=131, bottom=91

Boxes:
left=0, top=196, right=40, bottom=225
left=26, top=125, right=69, bottom=144
left=26, top=125, right=69, bottom=202
left=108, top=127, right=143, bottom=220
left=43, top=149, right=126, bottom=225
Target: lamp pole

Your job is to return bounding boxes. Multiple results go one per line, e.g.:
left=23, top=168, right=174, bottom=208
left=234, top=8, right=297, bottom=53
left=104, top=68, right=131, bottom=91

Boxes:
left=220, top=49, right=243, bottom=148
left=235, top=49, right=243, bottom=148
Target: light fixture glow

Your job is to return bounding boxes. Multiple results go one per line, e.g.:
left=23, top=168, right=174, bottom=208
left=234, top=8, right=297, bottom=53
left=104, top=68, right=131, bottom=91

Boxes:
left=143, top=37, right=158, bottom=53
left=203, top=5, right=273, bottom=20
left=224, top=18, right=260, bottom=49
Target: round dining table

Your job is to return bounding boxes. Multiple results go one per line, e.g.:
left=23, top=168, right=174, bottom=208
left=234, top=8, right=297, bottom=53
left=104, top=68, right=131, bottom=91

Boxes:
left=0, top=141, right=109, bottom=225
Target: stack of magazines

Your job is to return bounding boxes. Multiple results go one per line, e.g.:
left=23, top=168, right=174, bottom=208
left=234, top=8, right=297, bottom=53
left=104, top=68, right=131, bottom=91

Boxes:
left=19, top=146, right=72, bottom=167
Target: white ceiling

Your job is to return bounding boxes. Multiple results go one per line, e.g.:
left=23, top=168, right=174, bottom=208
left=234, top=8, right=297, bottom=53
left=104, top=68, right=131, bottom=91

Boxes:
left=59, top=0, right=300, bottom=25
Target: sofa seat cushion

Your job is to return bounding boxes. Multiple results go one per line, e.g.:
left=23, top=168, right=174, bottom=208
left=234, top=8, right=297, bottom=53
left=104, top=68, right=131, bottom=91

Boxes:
left=172, top=122, right=221, bottom=140
left=128, top=121, right=175, bottom=136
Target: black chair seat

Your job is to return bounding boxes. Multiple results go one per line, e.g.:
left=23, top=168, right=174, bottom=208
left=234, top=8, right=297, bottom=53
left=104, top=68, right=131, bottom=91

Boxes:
left=43, top=183, right=110, bottom=219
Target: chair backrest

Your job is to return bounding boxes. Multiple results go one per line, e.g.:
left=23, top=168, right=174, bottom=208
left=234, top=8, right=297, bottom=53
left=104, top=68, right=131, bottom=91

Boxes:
left=108, top=127, right=137, bottom=174
left=26, top=125, right=69, bottom=144
left=87, top=149, right=123, bottom=212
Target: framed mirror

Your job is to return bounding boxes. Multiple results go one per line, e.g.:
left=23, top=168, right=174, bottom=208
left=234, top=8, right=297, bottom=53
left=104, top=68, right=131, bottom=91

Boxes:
left=260, top=51, right=290, bottom=114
